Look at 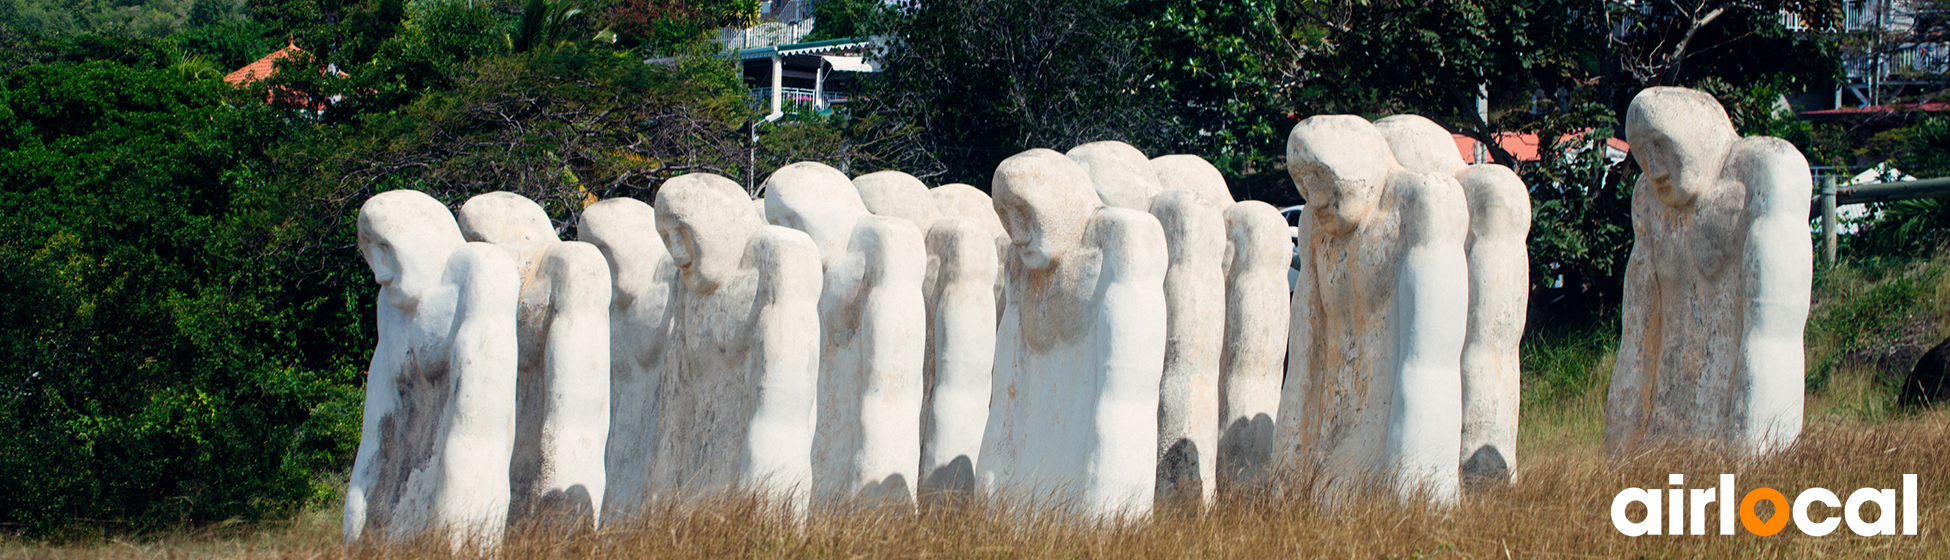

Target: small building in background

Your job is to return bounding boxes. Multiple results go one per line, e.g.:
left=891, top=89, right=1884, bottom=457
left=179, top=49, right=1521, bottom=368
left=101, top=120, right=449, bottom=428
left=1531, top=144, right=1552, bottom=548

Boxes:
left=736, top=38, right=878, bottom=116
left=224, top=41, right=345, bottom=113
left=1450, top=130, right=1629, bottom=166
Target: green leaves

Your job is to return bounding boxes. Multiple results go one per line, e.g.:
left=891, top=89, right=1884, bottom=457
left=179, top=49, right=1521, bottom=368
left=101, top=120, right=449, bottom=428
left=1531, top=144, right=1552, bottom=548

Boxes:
left=858, top=0, right=1176, bottom=184
left=0, top=57, right=361, bottom=536
left=510, top=0, right=585, bottom=54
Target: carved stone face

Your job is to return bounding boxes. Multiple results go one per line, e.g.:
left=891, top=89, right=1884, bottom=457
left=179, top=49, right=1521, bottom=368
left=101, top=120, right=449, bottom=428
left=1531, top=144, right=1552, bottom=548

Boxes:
left=1287, top=115, right=1398, bottom=236
left=654, top=173, right=763, bottom=294
left=992, top=149, right=1098, bottom=271
left=1626, top=87, right=1738, bottom=208
left=358, top=190, right=467, bottom=313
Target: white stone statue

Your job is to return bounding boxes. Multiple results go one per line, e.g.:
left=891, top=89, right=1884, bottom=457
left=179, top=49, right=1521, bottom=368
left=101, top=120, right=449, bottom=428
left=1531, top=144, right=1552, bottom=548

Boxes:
left=648, top=173, right=822, bottom=509
left=978, top=148, right=1169, bottom=518
left=1277, top=115, right=1471, bottom=505
left=1074, top=146, right=1229, bottom=507
left=345, top=190, right=520, bottom=547
left=848, top=172, right=1000, bottom=500
left=575, top=198, right=678, bottom=518
left=855, top=170, right=942, bottom=231
left=1375, top=115, right=1532, bottom=485
left=1605, top=87, right=1812, bottom=457
left=1068, top=141, right=1162, bottom=210
left=1215, top=200, right=1292, bottom=490
left=456, top=193, right=611, bottom=527
left=930, top=183, right=1011, bottom=320
left=1150, top=154, right=1296, bottom=494
left=915, top=215, right=998, bottom=499
left=1152, top=154, right=1237, bottom=208
left=1143, top=189, right=1224, bottom=507
left=766, top=163, right=927, bottom=507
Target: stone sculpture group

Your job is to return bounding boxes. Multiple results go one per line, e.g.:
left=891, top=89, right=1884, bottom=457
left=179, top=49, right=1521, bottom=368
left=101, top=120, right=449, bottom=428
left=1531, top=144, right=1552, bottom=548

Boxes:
left=345, top=87, right=1814, bottom=544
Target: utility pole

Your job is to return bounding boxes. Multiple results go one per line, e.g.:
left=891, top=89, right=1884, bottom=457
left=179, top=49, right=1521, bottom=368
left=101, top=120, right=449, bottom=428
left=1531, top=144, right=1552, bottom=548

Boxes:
left=1821, top=175, right=1838, bottom=267
left=1473, top=83, right=1490, bottom=164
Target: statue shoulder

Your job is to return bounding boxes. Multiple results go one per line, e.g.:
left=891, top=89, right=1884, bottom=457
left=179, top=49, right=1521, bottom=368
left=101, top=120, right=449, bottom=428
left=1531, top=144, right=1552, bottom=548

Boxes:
left=848, top=215, right=928, bottom=287
left=1726, top=136, right=1813, bottom=206
left=1456, top=163, right=1532, bottom=236
left=747, top=225, right=823, bottom=304
left=1086, top=206, right=1169, bottom=282
left=1388, top=170, right=1470, bottom=246
left=446, top=242, right=521, bottom=304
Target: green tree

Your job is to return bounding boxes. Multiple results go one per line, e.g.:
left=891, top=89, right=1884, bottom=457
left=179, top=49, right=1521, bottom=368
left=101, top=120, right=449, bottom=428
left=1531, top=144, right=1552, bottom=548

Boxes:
left=0, top=59, right=364, bottom=535
left=856, top=0, right=1174, bottom=185
left=804, top=0, right=884, bottom=41
left=1128, top=0, right=1291, bottom=176
left=605, top=0, right=755, bottom=53
left=293, top=43, right=750, bottom=231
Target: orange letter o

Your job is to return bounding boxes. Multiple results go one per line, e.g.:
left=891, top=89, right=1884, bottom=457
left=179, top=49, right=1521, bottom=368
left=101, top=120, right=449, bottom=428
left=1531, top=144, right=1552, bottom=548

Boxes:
left=1740, top=488, right=1791, bottom=536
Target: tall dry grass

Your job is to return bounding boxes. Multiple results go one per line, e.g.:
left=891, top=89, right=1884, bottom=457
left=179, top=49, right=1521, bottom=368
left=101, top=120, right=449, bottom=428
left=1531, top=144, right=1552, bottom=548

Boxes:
left=5, top=407, right=1947, bottom=559
left=13, top=255, right=1950, bottom=559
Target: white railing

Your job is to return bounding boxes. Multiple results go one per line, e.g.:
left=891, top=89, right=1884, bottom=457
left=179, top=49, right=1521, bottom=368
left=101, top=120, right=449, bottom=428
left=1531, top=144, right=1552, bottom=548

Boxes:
left=1843, top=42, right=1950, bottom=80
left=750, top=87, right=850, bottom=106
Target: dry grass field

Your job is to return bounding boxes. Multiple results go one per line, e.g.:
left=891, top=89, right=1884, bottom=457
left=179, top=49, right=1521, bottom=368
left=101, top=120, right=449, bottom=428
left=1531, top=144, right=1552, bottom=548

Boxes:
left=3, top=408, right=1947, bottom=559
left=8, top=257, right=1950, bottom=559
left=5, top=370, right=1946, bottom=559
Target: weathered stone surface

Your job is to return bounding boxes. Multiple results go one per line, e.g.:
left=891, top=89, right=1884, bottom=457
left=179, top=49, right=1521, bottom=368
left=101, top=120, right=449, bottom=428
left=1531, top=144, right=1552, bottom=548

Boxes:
left=848, top=175, right=1001, bottom=501
left=856, top=170, right=941, bottom=232
left=1277, top=115, right=1470, bottom=505
left=1606, top=87, right=1812, bottom=457
left=916, top=217, right=998, bottom=499
left=1215, top=201, right=1291, bottom=490
left=576, top=198, right=678, bottom=518
left=978, top=148, right=1169, bottom=518
left=346, top=190, right=520, bottom=547
left=1076, top=148, right=1230, bottom=507
left=650, top=173, right=821, bottom=510
left=767, top=162, right=927, bottom=507
left=930, top=183, right=1011, bottom=320
left=1152, top=155, right=1236, bottom=208
left=1377, top=114, right=1531, bottom=486
left=458, top=193, right=611, bottom=527
left=1146, top=190, right=1225, bottom=507
left=1067, top=140, right=1162, bottom=210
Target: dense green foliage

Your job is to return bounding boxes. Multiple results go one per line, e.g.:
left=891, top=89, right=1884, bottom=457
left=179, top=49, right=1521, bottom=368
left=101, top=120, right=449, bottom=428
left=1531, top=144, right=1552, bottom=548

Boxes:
left=856, top=0, right=1173, bottom=185
left=0, top=60, right=366, bottom=534
left=0, top=0, right=763, bottom=536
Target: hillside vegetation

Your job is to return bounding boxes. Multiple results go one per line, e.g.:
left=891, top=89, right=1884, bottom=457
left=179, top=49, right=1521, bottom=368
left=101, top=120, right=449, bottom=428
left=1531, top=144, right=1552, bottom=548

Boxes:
left=4, top=0, right=1950, bottom=550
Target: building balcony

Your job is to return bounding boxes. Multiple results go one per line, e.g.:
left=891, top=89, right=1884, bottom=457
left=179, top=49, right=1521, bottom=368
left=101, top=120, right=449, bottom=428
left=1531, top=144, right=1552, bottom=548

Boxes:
left=750, top=87, right=849, bottom=107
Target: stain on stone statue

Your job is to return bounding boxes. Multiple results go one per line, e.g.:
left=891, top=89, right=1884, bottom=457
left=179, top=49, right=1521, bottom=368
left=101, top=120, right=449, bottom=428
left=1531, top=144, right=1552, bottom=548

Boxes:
left=977, top=148, right=1170, bottom=518
left=1604, top=87, right=1812, bottom=457
left=1277, top=115, right=1471, bottom=506
left=345, top=190, right=520, bottom=548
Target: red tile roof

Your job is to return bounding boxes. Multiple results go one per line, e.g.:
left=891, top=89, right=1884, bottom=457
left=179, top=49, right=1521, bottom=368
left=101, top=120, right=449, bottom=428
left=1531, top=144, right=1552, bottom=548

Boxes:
left=1452, top=130, right=1628, bottom=163
left=224, top=43, right=307, bottom=85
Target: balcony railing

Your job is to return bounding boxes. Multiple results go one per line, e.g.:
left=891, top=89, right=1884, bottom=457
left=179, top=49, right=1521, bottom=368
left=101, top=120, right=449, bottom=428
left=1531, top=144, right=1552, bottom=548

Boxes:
left=1842, top=43, right=1950, bottom=80
left=751, top=87, right=850, bottom=106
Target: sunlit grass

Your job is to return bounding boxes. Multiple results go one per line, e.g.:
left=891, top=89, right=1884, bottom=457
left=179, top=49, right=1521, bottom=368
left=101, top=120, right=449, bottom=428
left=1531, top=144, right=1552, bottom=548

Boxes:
left=9, top=256, right=1950, bottom=559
